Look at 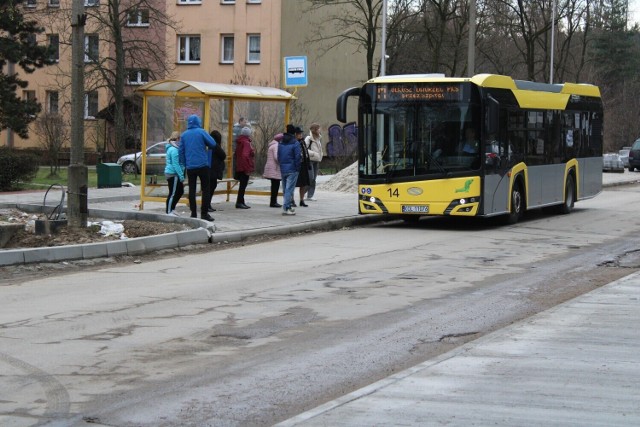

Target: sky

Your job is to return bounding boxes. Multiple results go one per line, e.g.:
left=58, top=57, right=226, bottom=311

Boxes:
left=631, top=1, right=640, bottom=26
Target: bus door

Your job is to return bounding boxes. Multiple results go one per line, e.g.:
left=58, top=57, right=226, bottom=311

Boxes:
left=483, top=106, right=512, bottom=215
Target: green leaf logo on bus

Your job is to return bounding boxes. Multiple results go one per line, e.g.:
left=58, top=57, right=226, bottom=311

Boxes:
left=455, top=179, right=474, bottom=193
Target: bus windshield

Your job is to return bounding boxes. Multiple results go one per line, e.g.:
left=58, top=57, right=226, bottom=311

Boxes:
left=361, top=101, right=481, bottom=178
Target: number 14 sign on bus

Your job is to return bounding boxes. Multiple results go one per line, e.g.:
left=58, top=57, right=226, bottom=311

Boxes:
left=284, top=56, right=308, bottom=88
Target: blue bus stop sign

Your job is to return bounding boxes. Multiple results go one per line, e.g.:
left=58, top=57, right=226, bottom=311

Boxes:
left=284, top=56, right=308, bottom=88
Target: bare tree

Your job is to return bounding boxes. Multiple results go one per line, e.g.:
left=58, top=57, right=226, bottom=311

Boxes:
left=305, top=0, right=384, bottom=79
left=37, top=0, right=178, bottom=158
left=33, top=112, right=69, bottom=176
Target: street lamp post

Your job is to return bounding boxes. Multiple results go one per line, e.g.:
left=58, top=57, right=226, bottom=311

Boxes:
left=468, top=0, right=476, bottom=76
left=381, top=0, right=387, bottom=76
left=550, top=0, right=556, bottom=83
left=68, top=0, right=88, bottom=228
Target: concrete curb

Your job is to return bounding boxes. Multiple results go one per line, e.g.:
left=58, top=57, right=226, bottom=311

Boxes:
left=0, top=203, right=214, bottom=267
left=0, top=202, right=379, bottom=266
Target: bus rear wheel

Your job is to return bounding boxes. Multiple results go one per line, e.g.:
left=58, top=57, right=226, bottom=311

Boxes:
left=557, top=174, right=575, bottom=214
left=506, top=182, right=524, bottom=224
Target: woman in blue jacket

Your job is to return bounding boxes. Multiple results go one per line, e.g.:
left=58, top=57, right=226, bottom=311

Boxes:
left=164, top=131, right=184, bottom=216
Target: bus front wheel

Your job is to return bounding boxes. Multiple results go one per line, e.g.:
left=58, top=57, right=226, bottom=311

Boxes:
left=506, top=183, right=524, bottom=224
left=557, top=174, right=575, bottom=214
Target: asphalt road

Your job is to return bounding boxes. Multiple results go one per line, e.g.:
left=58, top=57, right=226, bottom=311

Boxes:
left=1, top=185, right=640, bottom=426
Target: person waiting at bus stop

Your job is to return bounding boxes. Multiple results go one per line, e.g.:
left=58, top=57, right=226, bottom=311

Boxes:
left=278, top=124, right=302, bottom=215
left=179, top=114, right=217, bottom=222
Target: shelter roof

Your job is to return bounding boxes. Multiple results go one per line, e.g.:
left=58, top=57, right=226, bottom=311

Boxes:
left=135, top=79, right=295, bottom=101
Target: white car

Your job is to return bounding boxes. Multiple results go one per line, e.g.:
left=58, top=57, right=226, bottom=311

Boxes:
left=116, top=141, right=167, bottom=174
left=603, top=153, right=624, bottom=173
left=619, top=147, right=631, bottom=168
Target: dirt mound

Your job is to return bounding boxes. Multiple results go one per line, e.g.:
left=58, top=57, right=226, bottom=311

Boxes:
left=318, top=161, right=357, bottom=193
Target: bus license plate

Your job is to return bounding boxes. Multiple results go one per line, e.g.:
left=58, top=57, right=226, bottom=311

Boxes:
left=402, top=205, right=429, bottom=213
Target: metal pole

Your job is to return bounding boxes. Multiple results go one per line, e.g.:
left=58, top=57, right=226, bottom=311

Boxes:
left=550, top=0, right=556, bottom=83
left=68, top=0, right=88, bottom=228
left=468, top=0, right=476, bottom=76
left=381, top=0, right=387, bottom=76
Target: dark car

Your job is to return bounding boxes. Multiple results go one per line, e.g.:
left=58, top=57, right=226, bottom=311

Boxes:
left=628, top=139, right=640, bottom=172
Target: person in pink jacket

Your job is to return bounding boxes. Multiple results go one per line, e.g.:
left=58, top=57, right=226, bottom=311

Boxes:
left=234, top=127, right=255, bottom=209
left=263, top=133, right=283, bottom=207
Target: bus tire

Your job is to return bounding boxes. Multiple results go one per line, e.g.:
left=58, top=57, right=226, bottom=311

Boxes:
left=558, top=173, right=575, bottom=214
left=506, top=181, right=524, bottom=224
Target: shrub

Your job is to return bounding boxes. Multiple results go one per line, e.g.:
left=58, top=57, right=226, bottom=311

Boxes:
left=0, top=147, right=40, bottom=191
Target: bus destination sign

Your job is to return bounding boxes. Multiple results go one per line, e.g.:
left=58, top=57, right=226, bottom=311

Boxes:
left=376, top=84, right=463, bottom=102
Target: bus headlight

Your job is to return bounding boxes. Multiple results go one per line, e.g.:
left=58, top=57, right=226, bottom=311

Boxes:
left=370, top=196, right=376, bottom=203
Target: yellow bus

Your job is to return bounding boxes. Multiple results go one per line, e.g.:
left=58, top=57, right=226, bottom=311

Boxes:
left=336, top=74, right=603, bottom=223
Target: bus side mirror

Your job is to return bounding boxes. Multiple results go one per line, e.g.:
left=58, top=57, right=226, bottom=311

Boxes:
left=337, top=87, right=360, bottom=123
left=487, top=95, right=499, bottom=135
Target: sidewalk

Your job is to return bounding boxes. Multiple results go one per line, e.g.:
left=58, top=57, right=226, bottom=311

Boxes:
left=277, top=273, right=640, bottom=426
left=0, top=175, right=375, bottom=266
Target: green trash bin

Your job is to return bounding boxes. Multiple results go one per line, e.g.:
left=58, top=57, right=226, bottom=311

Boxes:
left=96, top=163, right=122, bottom=188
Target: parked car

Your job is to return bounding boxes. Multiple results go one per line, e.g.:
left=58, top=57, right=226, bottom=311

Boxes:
left=628, top=139, right=640, bottom=171
left=116, top=141, right=167, bottom=174
left=603, top=153, right=624, bottom=173
left=619, top=147, right=631, bottom=168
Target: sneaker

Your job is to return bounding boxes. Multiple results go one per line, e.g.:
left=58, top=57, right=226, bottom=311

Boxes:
left=282, top=209, right=296, bottom=216
left=168, top=211, right=180, bottom=217
left=202, top=214, right=215, bottom=222
left=270, top=203, right=282, bottom=208
left=291, top=201, right=297, bottom=207
left=307, top=197, right=317, bottom=201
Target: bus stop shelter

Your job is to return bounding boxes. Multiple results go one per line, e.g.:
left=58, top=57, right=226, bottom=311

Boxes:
left=134, top=80, right=295, bottom=210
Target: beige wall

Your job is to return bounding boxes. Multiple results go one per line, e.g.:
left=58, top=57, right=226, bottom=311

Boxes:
left=168, top=0, right=282, bottom=86
left=280, top=0, right=367, bottom=135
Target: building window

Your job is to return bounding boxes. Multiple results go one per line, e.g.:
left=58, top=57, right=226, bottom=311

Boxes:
left=178, top=0, right=202, bottom=4
left=126, top=9, right=149, bottom=26
left=221, top=0, right=235, bottom=4
left=178, top=35, right=200, bottom=63
left=46, top=91, right=59, bottom=114
left=48, top=34, right=59, bottom=62
left=25, top=0, right=37, bottom=8
left=84, top=91, right=98, bottom=119
left=221, top=35, right=234, bottom=64
left=247, top=34, right=260, bottom=63
left=23, top=90, right=36, bottom=102
left=85, top=0, right=99, bottom=6
left=127, top=69, right=149, bottom=85
left=48, top=0, right=60, bottom=7
left=247, top=0, right=261, bottom=3
left=84, top=34, right=99, bottom=62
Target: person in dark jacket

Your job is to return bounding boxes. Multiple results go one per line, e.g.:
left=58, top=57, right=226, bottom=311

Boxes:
left=178, top=114, right=217, bottom=221
left=207, top=129, right=226, bottom=212
left=294, top=126, right=311, bottom=207
left=277, top=124, right=302, bottom=215
left=234, top=127, right=255, bottom=209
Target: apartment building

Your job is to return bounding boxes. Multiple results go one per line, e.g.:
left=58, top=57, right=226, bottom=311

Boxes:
left=2, top=0, right=368, bottom=158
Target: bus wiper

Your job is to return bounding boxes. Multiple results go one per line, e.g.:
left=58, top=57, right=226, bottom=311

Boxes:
left=426, top=151, right=448, bottom=175
left=384, top=161, right=397, bottom=182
